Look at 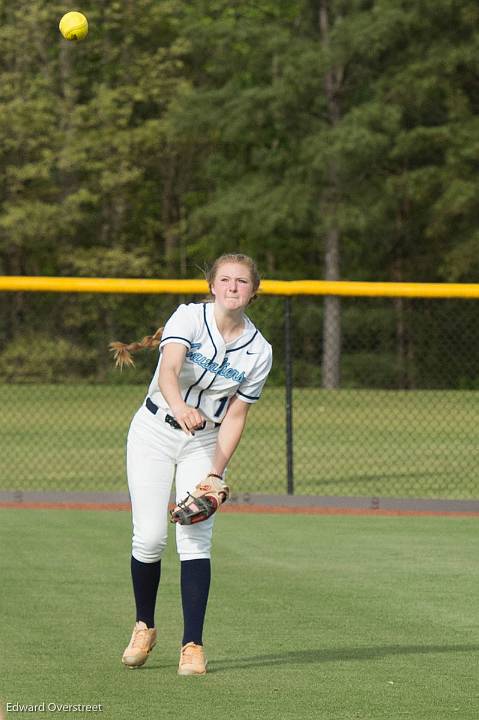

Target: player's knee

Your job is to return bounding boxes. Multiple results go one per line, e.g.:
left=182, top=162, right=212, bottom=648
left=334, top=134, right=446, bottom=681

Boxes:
left=176, top=521, right=213, bottom=559
left=132, top=532, right=167, bottom=563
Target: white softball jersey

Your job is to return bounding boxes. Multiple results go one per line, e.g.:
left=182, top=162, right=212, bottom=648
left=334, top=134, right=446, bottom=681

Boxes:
left=147, top=302, right=273, bottom=423
left=128, top=301, right=272, bottom=562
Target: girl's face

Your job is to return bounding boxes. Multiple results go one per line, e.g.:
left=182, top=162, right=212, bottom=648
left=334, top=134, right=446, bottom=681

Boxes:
left=210, top=262, right=255, bottom=311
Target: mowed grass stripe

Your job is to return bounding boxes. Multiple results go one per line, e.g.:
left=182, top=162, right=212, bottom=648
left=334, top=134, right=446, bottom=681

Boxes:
left=0, top=510, right=478, bottom=720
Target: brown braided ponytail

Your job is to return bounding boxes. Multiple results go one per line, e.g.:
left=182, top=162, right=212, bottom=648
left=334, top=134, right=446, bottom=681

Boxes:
left=109, top=327, right=164, bottom=369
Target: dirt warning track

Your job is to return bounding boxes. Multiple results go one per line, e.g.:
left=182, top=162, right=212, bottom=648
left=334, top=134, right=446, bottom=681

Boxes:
left=0, top=500, right=478, bottom=517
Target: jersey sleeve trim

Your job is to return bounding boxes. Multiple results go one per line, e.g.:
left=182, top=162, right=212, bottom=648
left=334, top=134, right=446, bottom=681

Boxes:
left=237, top=389, right=261, bottom=401
left=160, top=335, right=192, bottom=347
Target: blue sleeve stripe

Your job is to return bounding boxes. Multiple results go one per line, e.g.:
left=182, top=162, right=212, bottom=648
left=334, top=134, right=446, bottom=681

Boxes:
left=237, top=390, right=260, bottom=400
left=160, top=335, right=192, bottom=345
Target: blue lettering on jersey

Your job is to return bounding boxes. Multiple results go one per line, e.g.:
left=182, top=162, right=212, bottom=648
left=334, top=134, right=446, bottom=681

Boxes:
left=186, top=350, right=246, bottom=383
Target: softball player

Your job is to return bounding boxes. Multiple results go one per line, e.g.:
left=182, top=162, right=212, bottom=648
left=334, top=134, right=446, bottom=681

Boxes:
left=112, top=254, right=272, bottom=676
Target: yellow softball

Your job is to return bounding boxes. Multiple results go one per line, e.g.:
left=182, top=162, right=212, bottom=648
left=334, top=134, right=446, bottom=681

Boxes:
left=59, top=11, right=88, bottom=41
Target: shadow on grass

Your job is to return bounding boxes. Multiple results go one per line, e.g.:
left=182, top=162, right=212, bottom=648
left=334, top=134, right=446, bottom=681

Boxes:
left=207, top=643, right=479, bottom=672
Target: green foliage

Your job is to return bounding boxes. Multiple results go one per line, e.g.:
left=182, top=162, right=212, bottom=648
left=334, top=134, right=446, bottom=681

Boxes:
left=0, top=332, right=96, bottom=382
left=1, top=0, right=479, bottom=386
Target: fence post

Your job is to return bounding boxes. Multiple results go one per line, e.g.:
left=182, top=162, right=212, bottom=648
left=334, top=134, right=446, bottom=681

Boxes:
left=284, top=297, right=294, bottom=494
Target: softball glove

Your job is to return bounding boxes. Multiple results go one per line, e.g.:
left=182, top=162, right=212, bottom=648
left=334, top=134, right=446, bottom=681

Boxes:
left=170, top=474, right=229, bottom=525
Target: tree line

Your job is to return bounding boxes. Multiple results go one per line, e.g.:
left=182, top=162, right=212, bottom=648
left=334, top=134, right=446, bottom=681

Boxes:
left=1, top=0, right=478, bottom=387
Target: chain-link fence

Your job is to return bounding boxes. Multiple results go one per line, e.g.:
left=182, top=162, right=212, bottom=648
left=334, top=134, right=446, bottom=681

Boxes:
left=1, top=288, right=478, bottom=500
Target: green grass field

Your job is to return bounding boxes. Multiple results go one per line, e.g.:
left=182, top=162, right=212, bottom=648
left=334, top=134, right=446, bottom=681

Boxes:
left=1, top=509, right=478, bottom=720
left=1, top=384, right=479, bottom=498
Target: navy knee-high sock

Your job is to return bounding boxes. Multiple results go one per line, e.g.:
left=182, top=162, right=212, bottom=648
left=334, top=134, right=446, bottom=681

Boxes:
left=181, top=559, right=211, bottom=646
left=131, top=556, right=162, bottom=629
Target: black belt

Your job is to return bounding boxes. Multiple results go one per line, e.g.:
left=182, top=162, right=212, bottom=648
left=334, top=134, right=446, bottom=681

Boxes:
left=146, top=397, right=182, bottom=428
left=145, top=397, right=220, bottom=430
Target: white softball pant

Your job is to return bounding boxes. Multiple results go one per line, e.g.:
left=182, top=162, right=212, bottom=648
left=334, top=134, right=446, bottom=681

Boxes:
left=126, top=403, right=220, bottom=563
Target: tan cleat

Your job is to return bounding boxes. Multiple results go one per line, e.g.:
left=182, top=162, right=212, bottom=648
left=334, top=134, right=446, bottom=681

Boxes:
left=178, top=642, right=208, bottom=676
left=122, top=621, right=157, bottom=668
